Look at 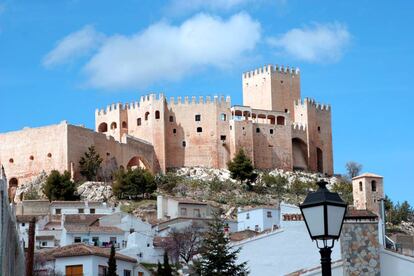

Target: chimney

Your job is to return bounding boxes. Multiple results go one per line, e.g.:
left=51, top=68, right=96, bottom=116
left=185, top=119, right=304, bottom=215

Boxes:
left=340, top=209, right=381, bottom=275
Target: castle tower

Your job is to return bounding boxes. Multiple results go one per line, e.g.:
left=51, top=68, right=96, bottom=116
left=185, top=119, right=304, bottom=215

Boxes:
left=242, top=65, right=300, bottom=119
left=352, top=173, right=384, bottom=216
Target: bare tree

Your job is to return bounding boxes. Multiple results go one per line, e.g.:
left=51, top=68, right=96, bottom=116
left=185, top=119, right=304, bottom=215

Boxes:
left=345, top=161, right=363, bottom=179
left=162, top=223, right=204, bottom=264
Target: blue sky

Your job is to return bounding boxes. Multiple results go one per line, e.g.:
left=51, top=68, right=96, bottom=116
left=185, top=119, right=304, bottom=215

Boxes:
left=0, top=0, right=413, bottom=205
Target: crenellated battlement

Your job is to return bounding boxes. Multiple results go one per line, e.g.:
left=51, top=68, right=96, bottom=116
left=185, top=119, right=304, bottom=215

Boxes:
left=168, top=95, right=231, bottom=106
left=292, top=122, right=307, bottom=132
left=294, top=98, right=331, bottom=112
left=96, top=93, right=167, bottom=116
left=243, top=64, right=300, bottom=79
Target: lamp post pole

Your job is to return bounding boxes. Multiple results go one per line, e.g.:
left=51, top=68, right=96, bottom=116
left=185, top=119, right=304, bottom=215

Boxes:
left=319, top=247, right=332, bottom=276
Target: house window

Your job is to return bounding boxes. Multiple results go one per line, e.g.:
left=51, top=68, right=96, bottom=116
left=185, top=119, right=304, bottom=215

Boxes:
left=195, top=114, right=201, bottom=121
left=267, top=211, right=272, bottom=218
left=256, top=128, right=260, bottom=133
left=124, top=270, right=132, bottom=276
left=22, top=223, right=25, bottom=227
left=90, top=208, right=95, bottom=214
left=145, top=112, right=150, bottom=121
left=41, top=241, right=47, bottom=247
left=371, top=180, right=377, bottom=192
left=246, top=213, right=250, bottom=219
left=92, top=237, right=99, bottom=246
left=220, top=113, right=227, bottom=121
left=169, top=116, right=174, bottom=122
left=138, top=272, right=144, bottom=276
left=197, top=127, right=202, bottom=133
left=270, top=129, right=274, bottom=134
left=74, top=237, right=81, bottom=243
left=78, top=208, right=84, bottom=214
left=55, top=209, right=61, bottom=215
left=66, top=265, right=83, bottom=276
left=173, top=128, right=177, bottom=134
left=359, top=182, right=363, bottom=191
left=182, top=141, right=186, bottom=147
left=137, top=118, right=141, bottom=126
left=220, top=135, right=226, bottom=141
left=129, top=228, right=135, bottom=233
left=255, top=225, right=259, bottom=232
left=180, top=208, right=187, bottom=216
left=98, top=265, right=108, bottom=276
left=155, top=110, right=160, bottom=119
left=194, top=209, right=201, bottom=218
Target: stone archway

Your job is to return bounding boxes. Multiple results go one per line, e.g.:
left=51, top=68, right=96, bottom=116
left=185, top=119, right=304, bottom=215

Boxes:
left=8, top=177, right=18, bottom=203
left=126, top=156, right=151, bottom=171
left=292, top=138, right=308, bottom=171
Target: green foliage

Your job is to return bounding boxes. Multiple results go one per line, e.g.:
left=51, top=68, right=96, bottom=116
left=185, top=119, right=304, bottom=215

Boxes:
left=107, top=244, right=117, bottom=276
left=79, top=146, right=103, bottom=181
left=24, top=185, right=41, bottom=200
left=156, top=172, right=184, bottom=194
left=42, top=170, right=79, bottom=201
left=157, top=262, right=163, bottom=276
left=262, top=174, right=288, bottom=199
left=386, top=196, right=414, bottom=225
left=331, top=181, right=353, bottom=204
left=289, top=179, right=308, bottom=200
left=113, top=167, right=156, bottom=200
left=194, top=212, right=249, bottom=275
left=156, top=252, right=173, bottom=276
left=209, top=176, right=224, bottom=193
left=227, top=149, right=257, bottom=188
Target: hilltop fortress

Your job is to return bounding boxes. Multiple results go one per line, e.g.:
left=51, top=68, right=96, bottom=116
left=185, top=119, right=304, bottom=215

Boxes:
left=0, top=64, right=332, bottom=201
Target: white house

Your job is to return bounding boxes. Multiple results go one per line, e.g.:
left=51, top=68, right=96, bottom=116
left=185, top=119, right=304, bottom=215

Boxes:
left=157, top=195, right=215, bottom=220
left=50, top=201, right=116, bottom=215
left=34, top=243, right=151, bottom=276
left=237, top=205, right=280, bottom=232
left=120, top=231, right=165, bottom=264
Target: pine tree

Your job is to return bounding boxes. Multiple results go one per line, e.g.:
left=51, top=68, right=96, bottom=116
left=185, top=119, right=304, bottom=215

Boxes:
left=157, top=261, right=163, bottom=276
left=195, top=212, right=249, bottom=275
left=79, top=146, right=103, bottom=181
left=227, top=149, right=257, bottom=188
left=42, top=170, right=79, bottom=201
left=107, top=244, right=117, bottom=276
left=163, top=251, right=173, bottom=276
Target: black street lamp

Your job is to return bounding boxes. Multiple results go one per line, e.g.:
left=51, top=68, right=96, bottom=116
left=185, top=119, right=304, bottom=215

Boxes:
left=299, top=180, right=347, bottom=276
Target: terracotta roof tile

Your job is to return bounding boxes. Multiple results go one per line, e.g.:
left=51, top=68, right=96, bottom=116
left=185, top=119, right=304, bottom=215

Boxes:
left=345, top=209, right=378, bottom=220
left=36, top=244, right=136, bottom=263
left=64, top=214, right=104, bottom=226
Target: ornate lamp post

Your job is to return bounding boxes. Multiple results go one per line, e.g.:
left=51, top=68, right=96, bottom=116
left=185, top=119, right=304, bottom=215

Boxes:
left=299, top=180, right=347, bottom=276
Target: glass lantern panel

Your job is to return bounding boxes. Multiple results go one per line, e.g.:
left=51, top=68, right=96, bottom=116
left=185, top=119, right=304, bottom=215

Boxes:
left=302, top=205, right=325, bottom=237
left=327, top=205, right=346, bottom=237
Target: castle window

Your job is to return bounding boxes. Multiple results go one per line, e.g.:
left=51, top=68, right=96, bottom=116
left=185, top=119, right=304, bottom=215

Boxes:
left=230, top=125, right=232, bottom=130
left=285, top=109, right=288, bottom=113
left=155, top=110, right=160, bottom=119
left=220, top=113, right=227, bottom=121
left=280, top=80, right=284, bottom=84
left=145, top=112, right=150, bottom=121
left=371, top=180, right=377, bottom=192
left=169, top=116, right=174, bottom=122
left=270, top=129, right=274, bottom=134
left=106, top=152, right=110, bottom=156
left=256, top=128, right=260, bottom=133
left=359, top=182, right=363, bottom=191
left=182, top=141, right=186, bottom=147
left=122, top=121, right=128, bottom=128
left=173, top=128, right=177, bottom=134
left=9, top=158, right=14, bottom=163
left=137, top=118, right=141, bottom=126
left=195, top=114, right=201, bottom=121
left=29, top=155, right=34, bottom=160
left=220, top=135, right=226, bottom=141
left=197, top=127, right=203, bottom=133
left=110, top=122, right=117, bottom=129
left=47, top=153, right=52, bottom=158
left=277, top=116, right=285, bottom=126
left=98, top=122, right=108, bottom=133
left=317, top=126, right=321, bottom=133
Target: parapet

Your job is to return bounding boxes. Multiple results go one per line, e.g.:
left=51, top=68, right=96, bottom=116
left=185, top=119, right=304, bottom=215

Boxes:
left=96, top=93, right=166, bottom=115
left=292, top=123, right=306, bottom=132
left=243, top=64, right=300, bottom=79
left=168, top=95, right=231, bottom=106
left=294, top=98, right=331, bottom=112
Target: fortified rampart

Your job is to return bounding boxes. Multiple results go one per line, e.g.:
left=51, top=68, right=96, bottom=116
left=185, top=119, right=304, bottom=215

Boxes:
left=0, top=63, right=333, bottom=194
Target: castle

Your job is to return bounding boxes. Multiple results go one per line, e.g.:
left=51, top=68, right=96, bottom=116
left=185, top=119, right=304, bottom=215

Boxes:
left=0, top=64, right=333, bottom=201
left=95, top=64, right=333, bottom=174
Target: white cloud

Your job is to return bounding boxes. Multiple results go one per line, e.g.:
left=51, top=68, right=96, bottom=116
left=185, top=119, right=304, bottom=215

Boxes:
left=43, top=25, right=105, bottom=67
left=267, top=22, right=350, bottom=63
left=83, top=13, right=261, bottom=90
